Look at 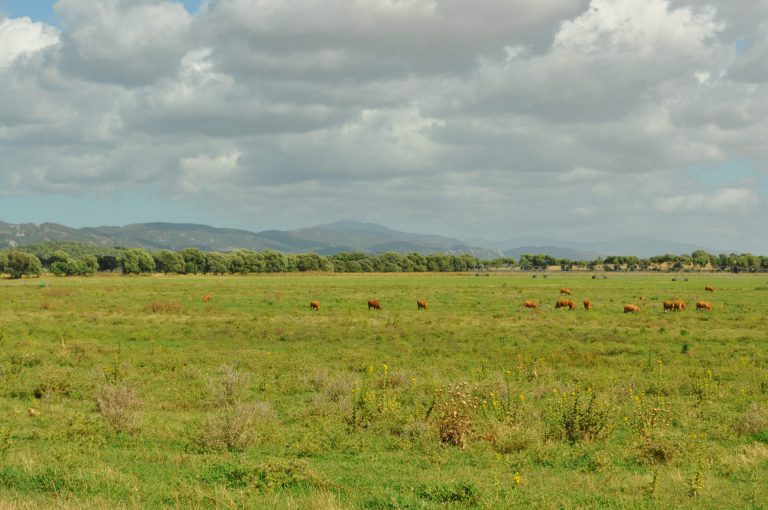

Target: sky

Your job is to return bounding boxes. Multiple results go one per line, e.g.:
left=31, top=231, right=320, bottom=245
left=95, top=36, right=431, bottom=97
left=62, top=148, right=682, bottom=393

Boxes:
left=0, top=0, right=767, bottom=252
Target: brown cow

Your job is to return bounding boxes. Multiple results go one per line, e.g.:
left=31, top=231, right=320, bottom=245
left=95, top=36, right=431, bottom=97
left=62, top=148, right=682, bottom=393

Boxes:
left=556, top=299, right=576, bottom=310
left=704, top=286, right=715, bottom=292
left=310, top=300, right=320, bottom=311
left=696, top=301, right=712, bottom=311
left=624, top=304, right=640, bottom=313
left=202, top=294, right=211, bottom=303
left=417, top=300, right=428, bottom=310
left=522, top=300, right=538, bottom=309
left=560, top=288, right=572, bottom=295
left=663, top=299, right=685, bottom=312
left=368, top=300, right=382, bottom=311
left=583, top=299, right=592, bottom=311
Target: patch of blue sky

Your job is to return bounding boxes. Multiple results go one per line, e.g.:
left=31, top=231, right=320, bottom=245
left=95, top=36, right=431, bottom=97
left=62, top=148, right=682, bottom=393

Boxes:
left=735, top=38, right=750, bottom=54
left=0, top=191, right=212, bottom=229
left=0, top=0, right=204, bottom=25
left=0, top=0, right=56, bottom=23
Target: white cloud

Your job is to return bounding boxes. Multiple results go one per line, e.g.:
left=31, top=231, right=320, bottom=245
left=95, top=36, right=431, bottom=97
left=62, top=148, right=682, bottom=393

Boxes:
left=0, top=17, right=59, bottom=68
left=0, top=0, right=767, bottom=250
left=654, top=187, right=759, bottom=213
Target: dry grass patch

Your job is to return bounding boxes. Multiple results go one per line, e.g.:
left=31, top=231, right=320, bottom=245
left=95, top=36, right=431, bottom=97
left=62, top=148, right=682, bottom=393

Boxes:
left=147, top=301, right=182, bottom=314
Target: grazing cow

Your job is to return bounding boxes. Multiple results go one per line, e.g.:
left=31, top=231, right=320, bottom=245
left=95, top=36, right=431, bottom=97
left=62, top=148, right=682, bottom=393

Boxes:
left=310, top=300, right=320, bottom=311
left=704, top=286, right=715, bottom=292
left=624, top=304, right=640, bottom=313
left=583, top=299, right=592, bottom=311
left=696, top=301, right=712, bottom=311
left=523, top=300, right=538, bottom=309
left=368, top=300, right=382, bottom=311
left=417, top=299, right=428, bottom=310
left=556, top=299, right=576, bottom=310
left=663, top=299, right=685, bottom=312
left=592, top=275, right=597, bottom=280
left=560, top=288, right=572, bottom=295
left=202, top=294, right=211, bottom=303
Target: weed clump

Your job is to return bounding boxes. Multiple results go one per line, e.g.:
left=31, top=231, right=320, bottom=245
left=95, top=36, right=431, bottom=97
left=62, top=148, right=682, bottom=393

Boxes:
left=96, top=383, right=141, bottom=434
left=147, top=301, right=182, bottom=314
left=549, top=387, right=613, bottom=444
left=432, top=383, right=479, bottom=449
left=418, top=482, right=479, bottom=504
left=194, top=364, right=278, bottom=452
left=735, top=404, right=768, bottom=437
left=201, top=458, right=327, bottom=491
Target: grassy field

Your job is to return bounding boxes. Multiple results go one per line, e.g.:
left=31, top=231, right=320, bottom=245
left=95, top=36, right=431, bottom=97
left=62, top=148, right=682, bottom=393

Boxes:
left=0, top=272, right=767, bottom=509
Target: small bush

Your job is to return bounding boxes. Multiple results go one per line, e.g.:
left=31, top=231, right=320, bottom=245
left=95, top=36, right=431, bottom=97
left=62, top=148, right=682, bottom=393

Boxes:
left=96, top=383, right=141, bottom=434
left=210, top=363, right=251, bottom=406
left=735, top=404, right=768, bottom=436
left=549, top=387, right=613, bottom=444
left=486, top=422, right=538, bottom=454
left=195, top=401, right=277, bottom=452
left=432, top=383, right=479, bottom=449
left=147, top=301, right=182, bottom=314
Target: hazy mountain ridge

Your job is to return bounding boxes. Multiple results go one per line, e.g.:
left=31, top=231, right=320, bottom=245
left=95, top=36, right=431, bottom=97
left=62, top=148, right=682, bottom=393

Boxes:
left=0, top=220, right=725, bottom=258
left=0, top=220, right=501, bottom=258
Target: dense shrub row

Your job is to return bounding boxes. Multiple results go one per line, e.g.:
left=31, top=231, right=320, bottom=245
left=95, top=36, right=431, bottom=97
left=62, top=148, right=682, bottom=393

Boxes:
left=2, top=241, right=768, bottom=278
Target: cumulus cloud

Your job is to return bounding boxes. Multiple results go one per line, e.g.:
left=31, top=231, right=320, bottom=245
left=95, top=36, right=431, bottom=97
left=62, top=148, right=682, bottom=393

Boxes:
left=0, top=16, right=59, bottom=68
left=654, top=187, right=760, bottom=213
left=1, top=0, right=768, bottom=251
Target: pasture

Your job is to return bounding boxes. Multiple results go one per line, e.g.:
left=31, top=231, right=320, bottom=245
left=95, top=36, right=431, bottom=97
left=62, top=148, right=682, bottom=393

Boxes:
left=0, top=272, right=767, bottom=509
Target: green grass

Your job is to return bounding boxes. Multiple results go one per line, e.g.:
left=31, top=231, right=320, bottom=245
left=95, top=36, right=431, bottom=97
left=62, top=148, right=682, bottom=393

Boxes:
left=1, top=272, right=767, bottom=508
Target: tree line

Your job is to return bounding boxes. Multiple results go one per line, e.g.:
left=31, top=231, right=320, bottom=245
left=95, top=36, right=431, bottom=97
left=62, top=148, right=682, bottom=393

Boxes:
left=1, top=242, right=768, bottom=279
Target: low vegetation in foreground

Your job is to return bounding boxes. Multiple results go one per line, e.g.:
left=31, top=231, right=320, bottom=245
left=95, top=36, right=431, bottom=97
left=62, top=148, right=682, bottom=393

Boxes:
left=0, top=273, right=767, bottom=508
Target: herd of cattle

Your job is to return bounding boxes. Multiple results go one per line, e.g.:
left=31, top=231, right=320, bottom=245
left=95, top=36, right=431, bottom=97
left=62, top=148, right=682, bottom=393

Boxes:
left=520, top=286, right=715, bottom=313
left=278, top=285, right=716, bottom=313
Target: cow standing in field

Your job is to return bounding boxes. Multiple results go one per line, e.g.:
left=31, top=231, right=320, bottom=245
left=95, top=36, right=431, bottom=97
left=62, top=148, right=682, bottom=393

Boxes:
left=368, top=300, right=382, bottom=311
left=310, top=301, right=320, bottom=311
left=560, top=288, right=572, bottom=295
left=583, top=299, right=592, bottom=311
left=523, top=300, right=538, bottom=309
left=556, top=299, right=576, bottom=310
left=696, top=301, right=712, bottom=311
left=663, top=299, right=685, bottom=312
left=202, top=294, right=211, bottom=303
left=624, top=304, right=640, bottom=313
left=417, top=300, right=428, bottom=310
left=705, top=286, right=715, bottom=292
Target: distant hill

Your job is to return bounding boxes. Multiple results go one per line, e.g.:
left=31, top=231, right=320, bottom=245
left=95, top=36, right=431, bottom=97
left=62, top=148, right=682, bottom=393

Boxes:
left=469, top=236, right=722, bottom=258
left=0, top=220, right=726, bottom=258
left=0, top=220, right=501, bottom=258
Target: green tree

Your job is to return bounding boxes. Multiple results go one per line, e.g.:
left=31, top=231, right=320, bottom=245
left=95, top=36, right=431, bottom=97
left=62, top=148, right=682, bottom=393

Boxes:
left=205, top=252, right=229, bottom=274
left=6, top=251, right=42, bottom=279
left=0, top=252, right=7, bottom=273
left=97, top=254, right=120, bottom=272
left=79, top=255, right=98, bottom=275
left=121, top=249, right=155, bottom=275
left=153, top=251, right=184, bottom=274
left=180, top=247, right=206, bottom=274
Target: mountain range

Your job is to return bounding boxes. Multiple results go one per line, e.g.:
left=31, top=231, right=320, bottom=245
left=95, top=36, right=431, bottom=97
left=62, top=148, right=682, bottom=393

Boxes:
left=0, top=220, right=721, bottom=259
